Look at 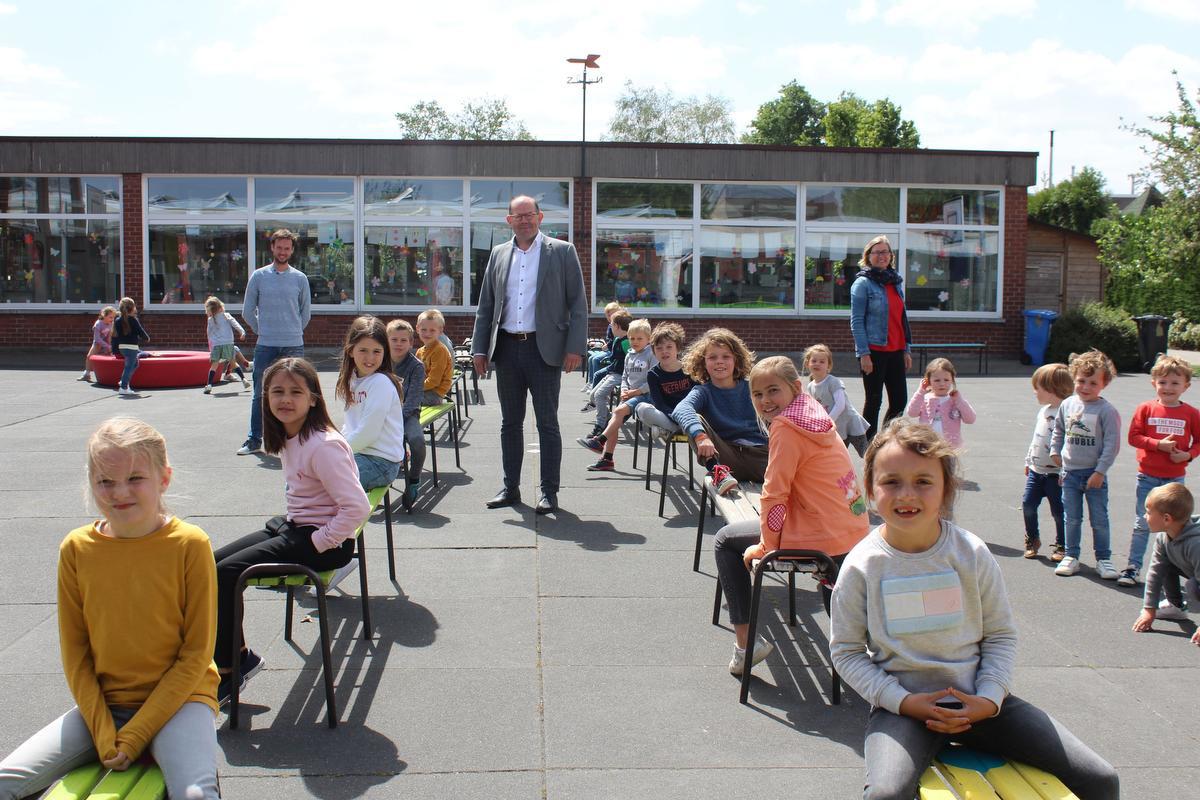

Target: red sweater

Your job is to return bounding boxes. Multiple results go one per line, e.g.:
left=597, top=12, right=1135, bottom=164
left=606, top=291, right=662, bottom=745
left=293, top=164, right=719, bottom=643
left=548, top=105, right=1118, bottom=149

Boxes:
left=1127, top=400, right=1200, bottom=479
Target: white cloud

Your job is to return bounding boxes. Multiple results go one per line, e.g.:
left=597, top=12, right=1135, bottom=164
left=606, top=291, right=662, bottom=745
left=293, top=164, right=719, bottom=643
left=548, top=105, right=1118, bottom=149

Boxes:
left=1126, top=0, right=1200, bottom=22
left=778, top=43, right=907, bottom=85
left=186, top=0, right=721, bottom=139
left=872, top=0, right=1037, bottom=33
left=735, top=1, right=763, bottom=14
left=0, top=47, right=75, bottom=131
left=0, top=4, right=16, bottom=14
left=846, top=0, right=877, bottom=23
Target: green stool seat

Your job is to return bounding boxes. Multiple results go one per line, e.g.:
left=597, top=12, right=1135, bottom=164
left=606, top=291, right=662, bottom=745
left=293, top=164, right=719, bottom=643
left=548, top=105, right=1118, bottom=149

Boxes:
left=45, top=762, right=165, bottom=800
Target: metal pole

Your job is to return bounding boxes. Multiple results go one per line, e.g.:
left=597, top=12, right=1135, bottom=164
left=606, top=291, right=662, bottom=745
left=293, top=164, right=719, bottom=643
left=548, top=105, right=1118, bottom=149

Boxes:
left=581, top=65, right=587, bottom=179
left=1047, top=129, right=1054, bottom=188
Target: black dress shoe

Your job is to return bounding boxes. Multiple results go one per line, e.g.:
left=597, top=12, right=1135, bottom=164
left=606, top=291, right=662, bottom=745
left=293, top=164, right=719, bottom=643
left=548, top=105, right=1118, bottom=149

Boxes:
left=535, top=493, right=558, bottom=515
left=486, top=488, right=521, bottom=509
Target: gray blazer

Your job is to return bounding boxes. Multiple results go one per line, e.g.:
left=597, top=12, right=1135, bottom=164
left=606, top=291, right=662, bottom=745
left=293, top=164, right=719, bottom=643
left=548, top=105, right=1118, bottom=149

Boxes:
left=471, top=234, right=588, bottom=367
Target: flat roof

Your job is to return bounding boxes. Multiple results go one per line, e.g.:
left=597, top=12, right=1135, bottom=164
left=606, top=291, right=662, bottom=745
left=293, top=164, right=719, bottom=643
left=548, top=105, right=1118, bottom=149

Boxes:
left=0, top=137, right=1038, bottom=187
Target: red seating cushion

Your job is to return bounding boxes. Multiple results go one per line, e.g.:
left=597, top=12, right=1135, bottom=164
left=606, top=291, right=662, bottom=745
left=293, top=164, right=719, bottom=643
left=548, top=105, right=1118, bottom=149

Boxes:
left=89, top=351, right=213, bottom=389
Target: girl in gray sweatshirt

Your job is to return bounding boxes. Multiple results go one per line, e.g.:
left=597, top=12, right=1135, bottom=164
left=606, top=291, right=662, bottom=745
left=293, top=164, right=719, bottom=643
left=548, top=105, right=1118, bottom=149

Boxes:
left=830, top=419, right=1118, bottom=799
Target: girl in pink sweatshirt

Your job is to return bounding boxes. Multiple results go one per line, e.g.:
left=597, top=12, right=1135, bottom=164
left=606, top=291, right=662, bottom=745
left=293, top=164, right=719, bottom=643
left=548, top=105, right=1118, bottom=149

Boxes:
left=212, top=357, right=371, bottom=703
left=906, top=357, right=976, bottom=448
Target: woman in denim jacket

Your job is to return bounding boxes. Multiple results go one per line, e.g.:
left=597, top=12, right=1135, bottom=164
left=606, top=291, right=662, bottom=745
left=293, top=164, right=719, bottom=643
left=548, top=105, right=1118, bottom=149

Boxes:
left=849, top=235, right=912, bottom=439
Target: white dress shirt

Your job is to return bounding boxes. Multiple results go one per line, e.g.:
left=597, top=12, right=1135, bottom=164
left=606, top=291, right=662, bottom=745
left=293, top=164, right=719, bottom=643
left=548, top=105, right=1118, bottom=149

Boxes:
left=500, top=233, right=541, bottom=333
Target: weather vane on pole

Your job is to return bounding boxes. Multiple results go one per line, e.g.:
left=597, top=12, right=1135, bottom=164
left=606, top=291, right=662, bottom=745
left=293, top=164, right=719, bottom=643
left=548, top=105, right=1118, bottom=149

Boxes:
left=567, top=54, right=601, bottom=178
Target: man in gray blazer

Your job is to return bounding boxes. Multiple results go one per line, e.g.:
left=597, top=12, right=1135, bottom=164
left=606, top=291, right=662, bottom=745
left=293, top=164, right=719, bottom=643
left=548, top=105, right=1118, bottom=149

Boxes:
left=472, top=195, right=588, bottom=514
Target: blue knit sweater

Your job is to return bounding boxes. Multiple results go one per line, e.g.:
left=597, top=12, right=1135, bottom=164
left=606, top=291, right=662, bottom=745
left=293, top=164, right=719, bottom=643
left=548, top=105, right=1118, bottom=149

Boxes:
left=242, top=265, right=311, bottom=347
left=671, top=380, right=766, bottom=446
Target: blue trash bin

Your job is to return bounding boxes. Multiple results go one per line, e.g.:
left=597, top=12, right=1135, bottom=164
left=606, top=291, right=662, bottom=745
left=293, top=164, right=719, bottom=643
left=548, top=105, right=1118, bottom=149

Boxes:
left=1023, top=310, right=1058, bottom=367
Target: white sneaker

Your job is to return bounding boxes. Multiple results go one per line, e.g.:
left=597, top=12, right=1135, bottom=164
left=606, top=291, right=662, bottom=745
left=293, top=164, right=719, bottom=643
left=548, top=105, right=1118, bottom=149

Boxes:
left=1116, top=567, right=1139, bottom=587
left=1096, top=559, right=1119, bottom=580
left=1156, top=599, right=1190, bottom=621
left=236, top=439, right=262, bottom=456
left=1054, top=556, right=1080, bottom=576
left=313, top=557, right=358, bottom=596
left=203, top=385, right=212, bottom=394
left=728, top=635, right=774, bottom=676
left=118, top=387, right=134, bottom=396
left=78, top=370, right=91, bottom=381
left=242, top=378, right=251, bottom=388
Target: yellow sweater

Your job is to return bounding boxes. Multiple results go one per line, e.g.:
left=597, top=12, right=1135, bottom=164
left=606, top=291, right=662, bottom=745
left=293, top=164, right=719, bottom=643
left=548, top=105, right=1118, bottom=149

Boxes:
left=57, top=517, right=219, bottom=761
left=418, top=339, right=453, bottom=397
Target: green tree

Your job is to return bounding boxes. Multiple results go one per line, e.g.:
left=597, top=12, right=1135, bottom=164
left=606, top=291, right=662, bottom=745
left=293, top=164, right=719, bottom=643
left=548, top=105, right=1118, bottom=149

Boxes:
left=823, top=93, right=921, bottom=148
left=395, top=98, right=534, bottom=140
left=1028, top=166, right=1113, bottom=236
left=741, top=81, right=825, bottom=146
left=607, top=81, right=736, bottom=144
left=1131, top=74, right=1200, bottom=202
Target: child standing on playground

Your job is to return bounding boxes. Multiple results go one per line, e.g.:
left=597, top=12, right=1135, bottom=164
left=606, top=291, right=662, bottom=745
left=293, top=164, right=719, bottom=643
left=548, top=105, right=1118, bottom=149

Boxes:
left=905, top=357, right=976, bottom=448
left=388, top=318, right=426, bottom=509
left=1118, top=355, right=1200, bottom=586
left=1022, top=362, right=1074, bottom=560
left=79, top=305, right=115, bottom=382
left=578, top=318, right=657, bottom=469
left=714, top=356, right=869, bottom=676
left=0, top=418, right=220, bottom=799
left=416, top=309, right=453, bottom=405
left=671, top=327, right=766, bottom=495
left=212, top=358, right=371, bottom=701
left=1049, top=350, right=1122, bottom=579
left=802, top=343, right=870, bottom=456
left=111, top=297, right=149, bottom=397
left=203, top=295, right=249, bottom=393
left=830, top=419, right=1118, bottom=799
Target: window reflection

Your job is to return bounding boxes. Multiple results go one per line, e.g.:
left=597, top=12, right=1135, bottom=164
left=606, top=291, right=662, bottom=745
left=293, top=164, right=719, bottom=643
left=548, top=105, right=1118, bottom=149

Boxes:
left=364, top=179, right=463, bottom=216
left=470, top=180, right=569, bottom=215
left=148, top=225, right=248, bottom=305
left=0, top=219, right=120, bottom=304
left=469, top=222, right=569, bottom=305
left=255, top=221, right=355, bottom=305
left=805, top=186, right=899, bottom=223
left=0, top=176, right=119, bottom=214
left=701, top=184, right=796, bottom=221
left=596, top=182, right=692, bottom=220
left=365, top=226, right=463, bottom=306
left=905, top=231, right=998, bottom=313
left=595, top=228, right=693, bottom=308
left=147, top=178, right=247, bottom=215
left=254, top=178, right=354, bottom=215
left=699, top=226, right=795, bottom=309
left=907, top=188, right=999, bottom=226
left=803, top=231, right=884, bottom=310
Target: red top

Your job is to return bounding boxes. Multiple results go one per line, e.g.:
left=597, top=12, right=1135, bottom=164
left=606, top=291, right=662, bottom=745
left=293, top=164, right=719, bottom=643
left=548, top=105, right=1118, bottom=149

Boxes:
left=872, top=283, right=907, bottom=352
left=1128, top=400, right=1200, bottom=478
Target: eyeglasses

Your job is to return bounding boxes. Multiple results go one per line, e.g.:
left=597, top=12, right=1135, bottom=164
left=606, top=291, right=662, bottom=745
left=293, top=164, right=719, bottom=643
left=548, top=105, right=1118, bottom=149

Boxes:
left=509, top=212, right=538, bottom=222
left=869, top=248, right=893, bottom=256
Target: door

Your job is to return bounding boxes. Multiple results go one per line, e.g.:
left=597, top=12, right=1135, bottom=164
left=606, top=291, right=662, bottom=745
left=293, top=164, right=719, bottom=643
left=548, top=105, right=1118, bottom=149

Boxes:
left=1024, top=252, right=1063, bottom=312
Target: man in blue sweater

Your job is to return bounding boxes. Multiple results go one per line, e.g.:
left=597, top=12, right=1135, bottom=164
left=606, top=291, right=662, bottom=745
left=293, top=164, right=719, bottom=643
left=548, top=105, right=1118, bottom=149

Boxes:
left=237, top=229, right=311, bottom=455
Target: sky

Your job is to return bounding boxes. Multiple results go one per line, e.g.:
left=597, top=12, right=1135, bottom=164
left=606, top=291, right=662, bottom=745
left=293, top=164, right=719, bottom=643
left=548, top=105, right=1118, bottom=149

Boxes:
left=1, top=0, right=1197, bottom=195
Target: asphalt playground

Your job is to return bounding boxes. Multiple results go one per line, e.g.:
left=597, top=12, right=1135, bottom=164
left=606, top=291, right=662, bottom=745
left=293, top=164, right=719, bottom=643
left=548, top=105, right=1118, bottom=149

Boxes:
left=0, top=349, right=1196, bottom=798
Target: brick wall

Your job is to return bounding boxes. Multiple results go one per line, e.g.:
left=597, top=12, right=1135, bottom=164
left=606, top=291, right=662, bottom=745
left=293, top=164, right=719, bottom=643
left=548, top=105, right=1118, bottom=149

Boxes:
left=0, top=177, right=1030, bottom=358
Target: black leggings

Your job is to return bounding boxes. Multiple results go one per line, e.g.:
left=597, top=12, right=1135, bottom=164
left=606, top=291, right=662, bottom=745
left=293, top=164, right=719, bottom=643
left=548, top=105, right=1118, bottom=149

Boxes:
left=861, top=349, right=908, bottom=440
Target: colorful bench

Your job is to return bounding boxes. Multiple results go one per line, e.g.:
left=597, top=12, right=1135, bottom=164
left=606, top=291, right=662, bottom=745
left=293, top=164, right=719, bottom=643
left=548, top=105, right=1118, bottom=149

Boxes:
left=919, top=744, right=1078, bottom=798
left=45, top=762, right=165, bottom=800
left=419, top=402, right=460, bottom=486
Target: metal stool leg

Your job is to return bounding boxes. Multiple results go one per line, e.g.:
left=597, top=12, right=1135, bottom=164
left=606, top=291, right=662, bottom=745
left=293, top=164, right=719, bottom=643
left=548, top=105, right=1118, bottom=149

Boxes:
left=428, top=422, right=439, bottom=487
left=712, top=578, right=723, bottom=625
left=356, top=537, right=372, bottom=641
left=740, top=562, right=767, bottom=704
left=788, top=570, right=797, bottom=626
left=632, top=418, right=641, bottom=470
left=644, top=430, right=654, bottom=491
left=384, top=489, right=396, bottom=581
left=312, top=580, right=338, bottom=728
left=693, top=483, right=709, bottom=572
left=450, top=407, right=461, bottom=468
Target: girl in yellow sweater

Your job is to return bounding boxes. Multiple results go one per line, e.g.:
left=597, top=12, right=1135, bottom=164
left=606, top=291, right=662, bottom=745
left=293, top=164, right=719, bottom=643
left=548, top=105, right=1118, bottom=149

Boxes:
left=0, top=418, right=220, bottom=800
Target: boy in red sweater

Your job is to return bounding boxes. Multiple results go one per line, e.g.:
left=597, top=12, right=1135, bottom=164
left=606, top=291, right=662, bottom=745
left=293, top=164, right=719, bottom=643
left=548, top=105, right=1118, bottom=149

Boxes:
left=1119, top=355, right=1200, bottom=586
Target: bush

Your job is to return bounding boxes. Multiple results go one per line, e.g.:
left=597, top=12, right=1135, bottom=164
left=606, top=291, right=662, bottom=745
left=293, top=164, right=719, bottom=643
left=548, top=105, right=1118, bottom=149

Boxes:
left=1169, top=312, right=1200, bottom=350
left=1046, top=302, right=1139, bottom=372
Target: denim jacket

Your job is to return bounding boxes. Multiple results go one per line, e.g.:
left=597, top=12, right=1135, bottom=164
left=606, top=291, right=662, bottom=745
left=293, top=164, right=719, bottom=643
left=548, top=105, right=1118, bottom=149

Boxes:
left=849, top=272, right=912, bottom=358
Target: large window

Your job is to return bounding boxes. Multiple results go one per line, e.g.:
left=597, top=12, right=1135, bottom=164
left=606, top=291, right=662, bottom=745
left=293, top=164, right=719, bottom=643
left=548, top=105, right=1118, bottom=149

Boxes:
left=365, top=225, right=463, bottom=306
left=595, top=228, right=693, bottom=308
left=903, top=188, right=1002, bottom=313
left=0, top=176, right=121, bottom=305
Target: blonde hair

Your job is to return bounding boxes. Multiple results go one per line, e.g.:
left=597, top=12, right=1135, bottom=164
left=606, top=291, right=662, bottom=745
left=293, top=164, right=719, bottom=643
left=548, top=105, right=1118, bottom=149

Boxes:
left=749, top=356, right=803, bottom=428
left=1031, top=363, right=1073, bottom=399
left=417, top=308, right=445, bottom=328
left=627, top=319, right=652, bottom=337
left=924, top=357, right=957, bottom=386
left=1146, top=482, right=1194, bottom=522
left=604, top=301, right=623, bottom=316
left=86, top=417, right=171, bottom=514
left=681, top=327, right=756, bottom=383
left=386, top=318, right=414, bottom=337
left=204, top=296, right=224, bottom=317
left=802, top=343, right=834, bottom=374
left=863, top=418, right=961, bottom=518
left=1069, top=350, right=1117, bottom=385
left=1151, top=354, right=1193, bottom=382
left=858, top=235, right=895, bottom=269
left=97, top=305, right=116, bottom=320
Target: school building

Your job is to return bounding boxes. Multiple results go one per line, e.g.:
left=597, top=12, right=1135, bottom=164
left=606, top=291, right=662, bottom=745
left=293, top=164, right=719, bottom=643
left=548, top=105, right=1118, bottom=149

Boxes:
left=0, top=137, right=1037, bottom=355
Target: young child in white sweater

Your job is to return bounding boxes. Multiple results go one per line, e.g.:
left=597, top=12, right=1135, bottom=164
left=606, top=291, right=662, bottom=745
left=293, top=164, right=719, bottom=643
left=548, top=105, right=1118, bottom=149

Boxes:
left=830, top=419, right=1118, bottom=799
left=802, top=343, right=869, bottom=456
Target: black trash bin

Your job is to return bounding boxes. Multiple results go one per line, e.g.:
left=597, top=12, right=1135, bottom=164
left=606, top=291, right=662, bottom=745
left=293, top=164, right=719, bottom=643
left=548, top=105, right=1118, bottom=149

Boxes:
left=1133, top=314, right=1169, bottom=373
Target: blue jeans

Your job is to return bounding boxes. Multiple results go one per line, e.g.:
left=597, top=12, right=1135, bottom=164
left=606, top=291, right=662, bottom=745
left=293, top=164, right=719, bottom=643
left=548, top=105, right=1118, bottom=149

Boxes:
left=355, top=452, right=401, bottom=492
left=117, top=350, right=141, bottom=389
left=863, top=697, right=1118, bottom=800
left=1062, top=468, right=1110, bottom=560
left=1128, top=473, right=1184, bottom=570
left=1021, top=470, right=1064, bottom=547
left=585, top=350, right=610, bottom=386
left=247, top=344, right=304, bottom=444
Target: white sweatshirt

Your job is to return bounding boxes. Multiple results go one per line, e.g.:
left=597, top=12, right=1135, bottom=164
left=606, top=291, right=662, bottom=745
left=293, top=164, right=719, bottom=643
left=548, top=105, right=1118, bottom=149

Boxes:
left=341, top=372, right=406, bottom=464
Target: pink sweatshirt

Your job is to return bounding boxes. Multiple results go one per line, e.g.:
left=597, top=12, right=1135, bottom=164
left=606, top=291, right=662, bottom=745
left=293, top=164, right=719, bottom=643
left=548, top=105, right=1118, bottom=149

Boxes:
left=281, top=428, right=372, bottom=552
left=905, top=388, right=976, bottom=448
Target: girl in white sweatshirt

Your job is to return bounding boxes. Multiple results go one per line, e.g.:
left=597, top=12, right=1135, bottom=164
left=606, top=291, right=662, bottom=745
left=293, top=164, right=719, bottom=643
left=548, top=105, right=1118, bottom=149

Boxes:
left=335, top=316, right=407, bottom=492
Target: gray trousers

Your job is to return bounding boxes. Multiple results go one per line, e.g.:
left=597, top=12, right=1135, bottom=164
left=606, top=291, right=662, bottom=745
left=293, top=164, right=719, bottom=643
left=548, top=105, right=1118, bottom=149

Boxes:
left=404, top=413, right=426, bottom=482
left=0, top=702, right=219, bottom=800
left=862, top=697, right=1118, bottom=800
left=634, top=403, right=680, bottom=434
left=493, top=333, right=562, bottom=494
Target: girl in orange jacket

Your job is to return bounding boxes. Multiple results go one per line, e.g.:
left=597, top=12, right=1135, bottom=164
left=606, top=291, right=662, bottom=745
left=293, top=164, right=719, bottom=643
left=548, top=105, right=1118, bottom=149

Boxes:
left=714, top=355, right=870, bottom=677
